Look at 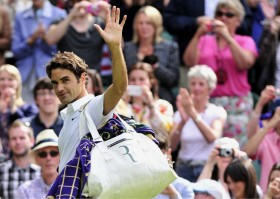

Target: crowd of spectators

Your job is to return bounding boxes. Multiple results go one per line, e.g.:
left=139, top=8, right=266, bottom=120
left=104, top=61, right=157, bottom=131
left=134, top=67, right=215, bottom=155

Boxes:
left=0, top=0, right=280, bottom=198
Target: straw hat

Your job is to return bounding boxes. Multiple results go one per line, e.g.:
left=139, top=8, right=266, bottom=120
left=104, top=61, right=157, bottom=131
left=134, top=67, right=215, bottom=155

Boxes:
left=32, top=129, right=58, bottom=151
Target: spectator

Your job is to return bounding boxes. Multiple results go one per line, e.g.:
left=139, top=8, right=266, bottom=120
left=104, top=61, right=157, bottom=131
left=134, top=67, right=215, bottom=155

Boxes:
left=11, top=0, right=66, bottom=103
left=246, top=0, right=277, bottom=49
left=243, top=85, right=280, bottom=192
left=224, top=158, right=261, bottom=199
left=0, top=120, right=41, bottom=199
left=86, top=69, right=104, bottom=96
left=0, top=64, right=38, bottom=161
left=163, top=0, right=252, bottom=88
left=117, top=62, right=174, bottom=142
left=198, top=137, right=244, bottom=198
left=249, top=13, right=280, bottom=95
left=21, top=78, right=63, bottom=137
left=44, top=0, right=110, bottom=72
left=170, top=65, right=227, bottom=182
left=17, top=129, right=59, bottom=199
left=183, top=0, right=258, bottom=146
left=0, top=5, right=11, bottom=66
left=192, top=179, right=228, bottom=199
left=123, top=5, right=179, bottom=105
left=264, top=163, right=280, bottom=199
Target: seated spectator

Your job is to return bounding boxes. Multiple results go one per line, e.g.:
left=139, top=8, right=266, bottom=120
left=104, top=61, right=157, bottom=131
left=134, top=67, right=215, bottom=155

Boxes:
left=0, top=120, right=41, bottom=199
left=0, top=4, right=11, bottom=66
left=11, top=0, right=66, bottom=103
left=21, top=78, right=63, bottom=137
left=86, top=69, right=104, bottom=96
left=224, top=158, right=262, bottom=199
left=170, top=65, right=227, bottom=182
left=183, top=0, right=258, bottom=146
left=264, top=163, right=280, bottom=199
left=117, top=62, right=174, bottom=142
left=153, top=134, right=194, bottom=199
left=198, top=137, right=246, bottom=198
left=0, top=64, right=38, bottom=161
left=44, top=0, right=110, bottom=72
left=17, top=129, right=59, bottom=199
left=123, top=5, right=179, bottom=106
left=243, top=85, right=280, bottom=192
left=192, top=179, right=228, bottom=199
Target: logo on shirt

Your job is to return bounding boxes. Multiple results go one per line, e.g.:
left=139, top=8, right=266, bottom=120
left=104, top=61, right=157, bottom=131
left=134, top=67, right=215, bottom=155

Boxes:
left=72, top=116, right=79, bottom=121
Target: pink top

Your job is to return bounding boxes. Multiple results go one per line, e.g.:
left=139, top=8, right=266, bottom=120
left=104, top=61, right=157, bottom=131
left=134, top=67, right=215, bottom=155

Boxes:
left=255, top=130, right=280, bottom=193
left=198, top=35, right=258, bottom=97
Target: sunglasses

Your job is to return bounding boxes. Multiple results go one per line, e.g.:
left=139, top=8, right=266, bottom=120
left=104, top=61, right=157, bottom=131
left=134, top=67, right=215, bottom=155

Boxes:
left=37, top=151, right=59, bottom=158
left=215, top=10, right=236, bottom=18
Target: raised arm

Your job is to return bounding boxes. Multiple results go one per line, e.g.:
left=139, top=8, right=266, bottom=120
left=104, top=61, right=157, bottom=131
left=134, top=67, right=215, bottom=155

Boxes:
left=183, top=23, right=208, bottom=67
left=94, top=6, right=127, bottom=115
left=243, top=107, right=280, bottom=155
left=247, top=85, right=275, bottom=138
left=44, top=2, right=89, bottom=45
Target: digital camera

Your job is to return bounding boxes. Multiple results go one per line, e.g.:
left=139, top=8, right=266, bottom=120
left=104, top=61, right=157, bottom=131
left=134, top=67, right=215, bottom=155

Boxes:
left=218, top=148, right=234, bottom=158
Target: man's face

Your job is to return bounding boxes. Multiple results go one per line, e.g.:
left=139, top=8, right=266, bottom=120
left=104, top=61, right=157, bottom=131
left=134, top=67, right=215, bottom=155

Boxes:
left=35, top=146, right=60, bottom=177
left=50, top=68, right=86, bottom=105
left=35, top=89, right=60, bottom=114
left=9, top=127, right=34, bottom=157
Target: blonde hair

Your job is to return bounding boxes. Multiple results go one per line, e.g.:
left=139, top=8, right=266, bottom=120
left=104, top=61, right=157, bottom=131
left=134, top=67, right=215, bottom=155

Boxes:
left=132, top=6, right=163, bottom=43
left=215, top=0, right=245, bottom=22
left=0, top=64, right=24, bottom=107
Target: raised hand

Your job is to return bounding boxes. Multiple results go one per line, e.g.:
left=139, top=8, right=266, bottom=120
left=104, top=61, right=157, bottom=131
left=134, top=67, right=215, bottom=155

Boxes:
left=94, top=6, right=127, bottom=47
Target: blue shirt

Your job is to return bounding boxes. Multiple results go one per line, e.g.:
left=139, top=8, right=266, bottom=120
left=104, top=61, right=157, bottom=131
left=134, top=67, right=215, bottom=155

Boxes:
left=11, top=1, right=66, bottom=83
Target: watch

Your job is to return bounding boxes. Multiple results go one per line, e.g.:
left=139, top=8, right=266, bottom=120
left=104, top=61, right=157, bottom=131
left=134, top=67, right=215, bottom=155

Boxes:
left=194, top=115, right=202, bottom=124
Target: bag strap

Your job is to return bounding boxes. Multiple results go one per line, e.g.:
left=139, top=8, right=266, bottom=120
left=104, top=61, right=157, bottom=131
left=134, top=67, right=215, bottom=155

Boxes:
left=79, top=102, right=103, bottom=142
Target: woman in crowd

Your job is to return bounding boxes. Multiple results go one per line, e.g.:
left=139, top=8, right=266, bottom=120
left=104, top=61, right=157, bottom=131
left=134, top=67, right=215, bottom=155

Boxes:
left=265, top=163, right=280, bottom=199
left=183, top=0, right=258, bottom=146
left=224, top=158, right=261, bottom=199
left=0, top=64, right=37, bottom=161
left=123, top=5, right=179, bottom=105
left=117, top=62, right=174, bottom=142
left=170, top=65, right=227, bottom=182
left=198, top=137, right=250, bottom=198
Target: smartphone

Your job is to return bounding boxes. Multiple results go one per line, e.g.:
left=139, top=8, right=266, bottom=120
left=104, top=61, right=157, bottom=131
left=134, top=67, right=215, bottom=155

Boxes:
left=86, top=4, right=100, bottom=16
left=127, top=85, right=142, bottom=96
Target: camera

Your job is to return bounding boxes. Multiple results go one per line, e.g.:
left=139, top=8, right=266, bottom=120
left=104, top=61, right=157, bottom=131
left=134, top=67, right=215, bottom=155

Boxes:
left=142, top=54, right=158, bottom=65
left=127, top=85, right=142, bottom=96
left=218, top=148, right=234, bottom=158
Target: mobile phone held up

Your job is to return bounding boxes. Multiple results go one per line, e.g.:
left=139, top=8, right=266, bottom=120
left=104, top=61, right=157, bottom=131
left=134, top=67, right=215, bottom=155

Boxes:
left=86, top=4, right=100, bottom=16
left=127, top=85, right=142, bottom=96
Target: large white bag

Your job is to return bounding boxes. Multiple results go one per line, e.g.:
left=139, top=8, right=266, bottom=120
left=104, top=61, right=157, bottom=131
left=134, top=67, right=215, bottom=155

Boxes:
left=80, top=106, right=178, bottom=199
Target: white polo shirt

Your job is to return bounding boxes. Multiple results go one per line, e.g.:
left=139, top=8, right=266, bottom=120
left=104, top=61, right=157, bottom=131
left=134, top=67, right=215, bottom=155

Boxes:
left=58, top=94, right=114, bottom=172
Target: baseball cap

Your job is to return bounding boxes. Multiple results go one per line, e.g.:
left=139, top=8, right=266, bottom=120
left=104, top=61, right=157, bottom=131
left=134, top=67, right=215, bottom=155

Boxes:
left=32, top=129, right=58, bottom=151
left=192, top=179, right=226, bottom=199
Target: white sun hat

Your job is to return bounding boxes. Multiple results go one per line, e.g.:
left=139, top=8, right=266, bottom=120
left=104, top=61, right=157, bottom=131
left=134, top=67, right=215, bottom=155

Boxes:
left=32, top=129, right=58, bottom=151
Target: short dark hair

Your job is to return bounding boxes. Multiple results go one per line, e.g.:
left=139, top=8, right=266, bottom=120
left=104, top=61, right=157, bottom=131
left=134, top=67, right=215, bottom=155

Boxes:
left=33, top=77, right=53, bottom=99
left=45, top=51, right=88, bottom=81
left=268, top=162, right=280, bottom=186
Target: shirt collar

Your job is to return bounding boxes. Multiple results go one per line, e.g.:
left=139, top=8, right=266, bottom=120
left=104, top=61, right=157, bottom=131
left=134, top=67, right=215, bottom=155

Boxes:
left=60, top=94, right=94, bottom=119
left=22, top=0, right=53, bottom=19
